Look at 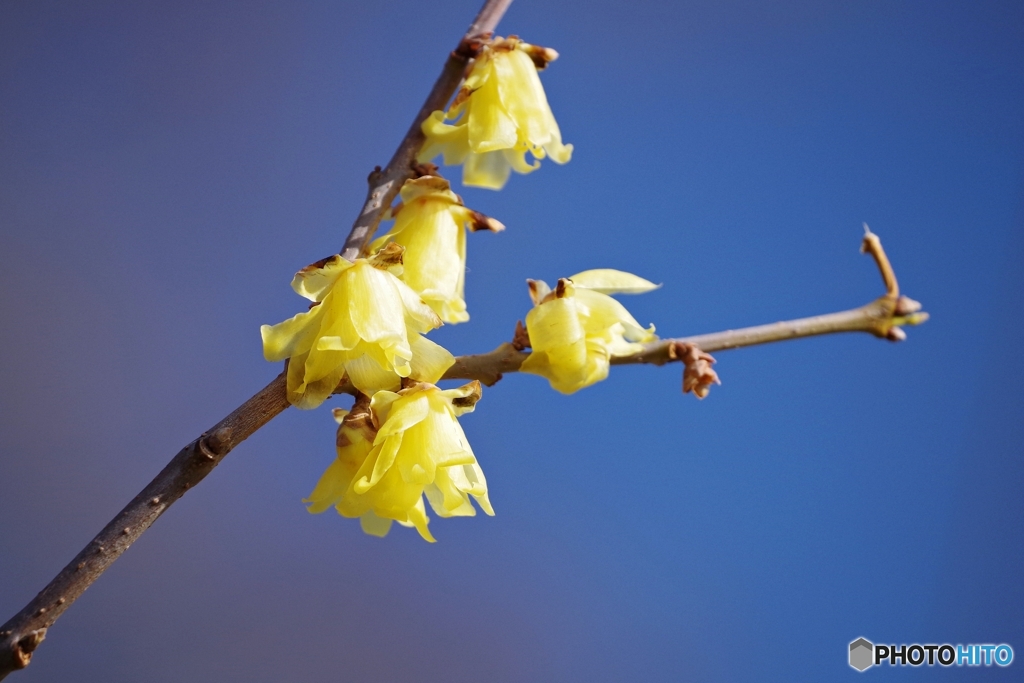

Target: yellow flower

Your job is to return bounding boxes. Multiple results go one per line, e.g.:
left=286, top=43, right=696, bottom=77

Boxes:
left=305, top=400, right=385, bottom=534
left=371, top=176, right=504, bottom=324
left=520, top=269, right=659, bottom=394
left=419, top=36, right=572, bottom=190
left=261, top=243, right=455, bottom=409
left=305, top=382, right=493, bottom=542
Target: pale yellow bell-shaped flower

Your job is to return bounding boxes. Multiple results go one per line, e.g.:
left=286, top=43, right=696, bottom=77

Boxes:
left=306, top=381, right=493, bottom=542
left=304, top=400, right=394, bottom=536
left=370, top=176, right=503, bottom=324
left=520, top=269, right=659, bottom=394
left=419, top=36, right=572, bottom=190
left=261, top=243, right=455, bottom=409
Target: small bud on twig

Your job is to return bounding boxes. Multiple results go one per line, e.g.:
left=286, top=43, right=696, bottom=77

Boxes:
left=512, top=320, right=531, bottom=350
left=670, top=342, right=722, bottom=399
left=886, top=327, right=907, bottom=342
left=894, top=296, right=922, bottom=316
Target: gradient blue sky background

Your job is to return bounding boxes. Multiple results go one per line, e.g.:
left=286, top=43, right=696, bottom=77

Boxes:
left=1, top=1, right=1022, bottom=681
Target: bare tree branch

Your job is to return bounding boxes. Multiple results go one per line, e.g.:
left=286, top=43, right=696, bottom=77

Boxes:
left=0, top=0, right=514, bottom=677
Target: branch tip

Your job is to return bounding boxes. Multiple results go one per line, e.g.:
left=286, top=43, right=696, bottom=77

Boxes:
left=860, top=224, right=898, bottom=298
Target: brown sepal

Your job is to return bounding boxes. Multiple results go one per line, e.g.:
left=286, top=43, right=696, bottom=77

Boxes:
left=468, top=210, right=505, bottom=233
left=301, top=254, right=341, bottom=273
left=454, top=32, right=492, bottom=60
left=337, top=394, right=377, bottom=441
left=369, top=241, right=405, bottom=268
left=412, top=162, right=439, bottom=178
left=450, top=86, right=474, bottom=111
left=520, top=43, right=560, bottom=71
left=450, top=380, right=483, bottom=410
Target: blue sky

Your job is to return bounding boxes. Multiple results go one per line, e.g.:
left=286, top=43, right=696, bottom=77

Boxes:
left=1, top=1, right=1022, bottom=681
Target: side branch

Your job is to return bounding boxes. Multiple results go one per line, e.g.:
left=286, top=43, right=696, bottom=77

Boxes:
left=442, top=297, right=924, bottom=386
left=443, top=229, right=929, bottom=386
left=339, top=0, right=514, bottom=260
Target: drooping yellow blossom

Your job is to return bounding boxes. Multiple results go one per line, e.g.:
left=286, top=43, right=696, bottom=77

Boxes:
left=261, top=243, right=455, bottom=409
left=305, top=382, right=493, bottom=542
left=371, top=176, right=504, bottom=324
left=419, top=36, right=572, bottom=190
left=520, top=269, right=659, bottom=394
left=305, top=399, right=390, bottom=536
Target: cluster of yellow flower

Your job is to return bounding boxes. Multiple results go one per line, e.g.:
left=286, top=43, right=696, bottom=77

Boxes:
left=261, top=37, right=658, bottom=541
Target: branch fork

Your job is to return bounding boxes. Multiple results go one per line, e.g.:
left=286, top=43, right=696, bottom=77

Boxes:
left=860, top=224, right=929, bottom=342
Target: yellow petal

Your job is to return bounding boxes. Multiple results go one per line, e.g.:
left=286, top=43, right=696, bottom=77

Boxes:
left=463, top=149, right=515, bottom=189
left=290, top=255, right=353, bottom=302
left=574, top=289, right=655, bottom=342
left=344, top=354, right=401, bottom=395
left=368, top=390, right=401, bottom=425
left=346, top=263, right=410, bottom=345
left=496, top=49, right=551, bottom=147
left=294, top=361, right=347, bottom=409
left=379, top=195, right=468, bottom=323
left=358, top=434, right=402, bottom=491
left=466, top=59, right=518, bottom=153
left=359, top=511, right=394, bottom=537
left=424, top=479, right=476, bottom=517
left=418, top=112, right=471, bottom=166
left=374, top=393, right=430, bottom=440
left=260, top=305, right=325, bottom=362
left=464, top=463, right=495, bottom=516
left=408, top=334, right=455, bottom=385
left=527, top=278, right=551, bottom=305
left=439, top=380, right=483, bottom=416
left=524, top=297, right=585, bottom=349
left=569, top=269, right=660, bottom=295
left=406, top=497, right=436, bottom=542
left=305, top=458, right=352, bottom=514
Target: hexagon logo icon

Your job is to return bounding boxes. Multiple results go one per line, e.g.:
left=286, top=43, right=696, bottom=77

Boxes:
left=849, top=637, right=874, bottom=671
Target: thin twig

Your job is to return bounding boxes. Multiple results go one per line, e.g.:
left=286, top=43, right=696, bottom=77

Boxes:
left=441, top=231, right=929, bottom=386
left=443, top=298, right=917, bottom=386
left=0, top=1, right=514, bottom=678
